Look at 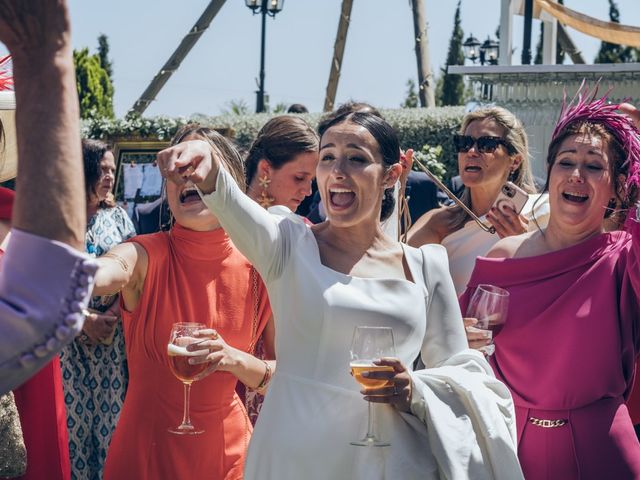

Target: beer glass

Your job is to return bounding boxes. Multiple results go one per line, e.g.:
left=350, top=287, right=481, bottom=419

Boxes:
left=349, top=326, right=396, bottom=447
left=167, top=322, right=209, bottom=435
left=466, top=284, right=509, bottom=356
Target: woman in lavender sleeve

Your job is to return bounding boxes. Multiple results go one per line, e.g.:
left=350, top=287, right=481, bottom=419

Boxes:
left=0, top=0, right=97, bottom=395
left=460, top=87, right=640, bottom=479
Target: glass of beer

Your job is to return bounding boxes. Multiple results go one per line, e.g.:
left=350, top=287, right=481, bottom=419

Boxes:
left=466, top=284, right=510, bottom=356
left=349, top=326, right=396, bottom=447
left=167, top=322, right=209, bottom=435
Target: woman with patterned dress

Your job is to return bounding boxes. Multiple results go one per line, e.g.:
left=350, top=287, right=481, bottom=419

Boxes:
left=60, top=140, right=136, bottom=480
left=95, top=125, right=273, bottom=480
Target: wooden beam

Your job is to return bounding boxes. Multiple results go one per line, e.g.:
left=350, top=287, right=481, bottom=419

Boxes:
left=129, top=0, right=228, bottom=115
left=323, top=0, right=354, bottom=112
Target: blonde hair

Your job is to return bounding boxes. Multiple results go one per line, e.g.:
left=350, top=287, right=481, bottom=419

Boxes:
left=449, top=106, right=536, bottom=231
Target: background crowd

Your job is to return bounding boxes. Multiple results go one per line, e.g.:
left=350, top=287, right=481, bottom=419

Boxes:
left=1, top=1, right=640, bottom=480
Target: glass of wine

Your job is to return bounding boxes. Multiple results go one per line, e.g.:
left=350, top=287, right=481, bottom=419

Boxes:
left=167, top=322, right=209, bottom=435
left=349, top=326, right=396, bottom=447
left=466, top=284, right=509, bottom=356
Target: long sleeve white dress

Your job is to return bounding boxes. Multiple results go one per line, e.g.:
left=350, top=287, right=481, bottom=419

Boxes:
left=200, top=168, right=522, bottom=480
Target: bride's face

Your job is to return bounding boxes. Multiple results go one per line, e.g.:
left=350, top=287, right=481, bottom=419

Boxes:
left=317, top=121, right=396, bottom=228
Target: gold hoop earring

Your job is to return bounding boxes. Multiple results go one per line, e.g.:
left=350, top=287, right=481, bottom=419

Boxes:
left=258, top=174, right=274, bottom=208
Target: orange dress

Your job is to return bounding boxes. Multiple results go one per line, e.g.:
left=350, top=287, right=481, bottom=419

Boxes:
left=103, top=224, right=270, bottom=480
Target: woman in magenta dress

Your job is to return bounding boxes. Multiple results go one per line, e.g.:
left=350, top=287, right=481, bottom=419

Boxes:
left=460, top=89, right=640, bottom=479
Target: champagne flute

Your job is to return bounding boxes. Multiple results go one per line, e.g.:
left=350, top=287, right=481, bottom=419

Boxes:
left=167, top=322, right=209, bottom=435
left=349, top=326, right=396, bottom=447
left=466, top=284, right=509, bottom=356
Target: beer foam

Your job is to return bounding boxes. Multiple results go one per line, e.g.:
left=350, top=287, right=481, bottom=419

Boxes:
left=167, top=344, right=208, bottom=357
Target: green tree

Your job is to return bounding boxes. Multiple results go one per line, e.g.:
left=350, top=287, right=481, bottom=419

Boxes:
left=440, top=1, right=465, bottom=106
left=595, top=0, right=632, bottom=63
left=401, top=79, right=419, bottom=108
left=73, top=47, right=114, bottom=119
left=97, top=34, right=113, bottom=80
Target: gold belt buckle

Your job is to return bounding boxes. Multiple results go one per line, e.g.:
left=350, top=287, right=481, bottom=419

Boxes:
left=529, top=417, right=567, bottom=428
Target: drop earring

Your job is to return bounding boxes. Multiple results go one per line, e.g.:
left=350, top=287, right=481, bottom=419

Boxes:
left=258, top=174, right=274, bottom=208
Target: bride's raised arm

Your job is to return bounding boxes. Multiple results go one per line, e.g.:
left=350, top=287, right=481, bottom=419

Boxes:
left=157, top=139, right=294, bottom=283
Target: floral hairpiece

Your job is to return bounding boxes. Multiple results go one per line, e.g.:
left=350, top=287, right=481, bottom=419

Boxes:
left=0, top=55, right=13, bottom=91
left=552, top=81, right=640, bottom=190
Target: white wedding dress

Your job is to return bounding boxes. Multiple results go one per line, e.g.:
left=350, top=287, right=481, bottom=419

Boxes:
left=201, top=168, right=522, bottom=480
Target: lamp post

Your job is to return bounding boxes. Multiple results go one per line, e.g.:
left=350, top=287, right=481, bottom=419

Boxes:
left=463, top=34, right=499, bottom=66
left=463, top=34, right=500, bottom=101
left=245, top=0, right=285, bottom=113
left=462, top=34, right=481, bottom=64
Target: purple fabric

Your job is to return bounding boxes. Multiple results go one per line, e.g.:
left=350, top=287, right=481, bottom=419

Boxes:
left=459, top=213, right=640, bottom=479
left=0, top=229, right=97, bottom=394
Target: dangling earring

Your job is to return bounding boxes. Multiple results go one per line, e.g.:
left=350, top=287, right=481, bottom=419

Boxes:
left=508, top=169, right=517, bottom=182
left=258, top=174, right=274, bottom=208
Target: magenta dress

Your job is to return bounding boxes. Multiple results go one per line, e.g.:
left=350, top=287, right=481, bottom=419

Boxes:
left=460, top=215, right=640, bottom=480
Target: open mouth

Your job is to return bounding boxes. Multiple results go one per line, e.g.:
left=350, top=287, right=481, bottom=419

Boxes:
left=464, top=165, right=482, bottom=173
left=329, top=188, right=355, bottom=209
left=562, top=191, right=589, bottom=204
left=180, top=186, right=202, bottom=204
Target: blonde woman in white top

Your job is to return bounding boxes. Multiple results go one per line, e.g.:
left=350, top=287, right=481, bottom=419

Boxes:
left=407, top=106, right=549, bottom=295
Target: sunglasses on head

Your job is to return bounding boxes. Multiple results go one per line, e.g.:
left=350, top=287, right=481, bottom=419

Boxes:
left=453, top=134, right=516, bottom=155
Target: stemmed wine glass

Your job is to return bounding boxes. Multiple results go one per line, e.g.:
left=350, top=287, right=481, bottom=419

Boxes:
left=167, top=322, right=209, bottom=435
left=466, top=284, right=510, bottom=356
left=349, top=326, right=396, bottom=447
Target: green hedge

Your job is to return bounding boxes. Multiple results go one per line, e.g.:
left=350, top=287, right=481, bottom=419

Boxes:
left=82, top=106, right=465, bottom=180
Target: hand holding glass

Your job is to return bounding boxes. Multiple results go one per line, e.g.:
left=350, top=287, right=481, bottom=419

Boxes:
left=349, top=326, right=396, bottom=447
left=466, top=284, right=509, bottom=356
left=167, top=322, right=209, bottom=435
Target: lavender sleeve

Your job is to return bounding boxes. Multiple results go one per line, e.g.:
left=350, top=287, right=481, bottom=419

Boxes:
left=0, top=229, right=98, bottom=394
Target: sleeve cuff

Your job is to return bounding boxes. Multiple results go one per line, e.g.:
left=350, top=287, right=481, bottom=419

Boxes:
left=0, top=230, right=98, bottom=393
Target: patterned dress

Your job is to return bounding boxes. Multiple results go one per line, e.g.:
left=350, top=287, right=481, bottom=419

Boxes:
left=60, top=206, right=136, bottom=480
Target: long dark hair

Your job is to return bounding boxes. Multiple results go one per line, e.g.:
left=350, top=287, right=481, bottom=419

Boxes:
left=82, top=138, right=116, bottom=208
left=320, top=111, right=400, bottom=222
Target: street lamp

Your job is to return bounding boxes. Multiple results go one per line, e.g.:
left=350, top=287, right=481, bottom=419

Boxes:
left=463, top=34, right=499, bottom=66
left=245, top=0, right=285, bottom=113
left=480, top=36, right=499, bottom=65
left=463, top=34, right=481, bottom=63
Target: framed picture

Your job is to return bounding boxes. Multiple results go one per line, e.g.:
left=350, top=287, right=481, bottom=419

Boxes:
left=112, top=139, right=170, bottom=218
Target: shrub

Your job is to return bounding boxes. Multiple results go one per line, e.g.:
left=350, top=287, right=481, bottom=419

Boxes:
left=82, top=106, right=465, bottom=180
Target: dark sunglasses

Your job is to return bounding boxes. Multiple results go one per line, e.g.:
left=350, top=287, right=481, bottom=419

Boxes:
left=453, top=134, right=516, bottom=155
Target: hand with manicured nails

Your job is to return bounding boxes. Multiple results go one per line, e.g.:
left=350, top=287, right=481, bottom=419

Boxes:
left=486, top=206, right=529, bottom=238
left=463, top=317, right=492, bottom=350
left=358, top=357, right=413, bottom=413
left=156, top=140, right=220, bottom=195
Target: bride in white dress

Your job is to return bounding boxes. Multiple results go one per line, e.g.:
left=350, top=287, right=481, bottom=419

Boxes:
left=157, top=111, right=522, bottom=479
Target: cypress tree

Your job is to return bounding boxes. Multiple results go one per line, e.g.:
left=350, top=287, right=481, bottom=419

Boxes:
left=440, top=1, right=465, bottom=106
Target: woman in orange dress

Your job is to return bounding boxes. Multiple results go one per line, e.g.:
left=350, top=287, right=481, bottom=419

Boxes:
left=94, top=125, right=272, bottom=480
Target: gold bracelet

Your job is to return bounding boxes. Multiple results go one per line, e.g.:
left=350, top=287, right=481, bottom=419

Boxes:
left=255, top=360, right=272, bottom=391
left=103, top=252, right=130, bottom=273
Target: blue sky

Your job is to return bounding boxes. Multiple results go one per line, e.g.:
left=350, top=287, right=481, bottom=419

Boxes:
left=5, top=0, right=640, bottom=117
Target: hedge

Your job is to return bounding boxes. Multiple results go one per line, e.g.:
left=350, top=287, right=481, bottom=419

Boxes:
left=82, top=106, right=465, bottom=180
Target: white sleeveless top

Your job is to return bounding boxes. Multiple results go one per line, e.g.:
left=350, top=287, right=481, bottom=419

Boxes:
left=442, top=193, right=550, bottom=296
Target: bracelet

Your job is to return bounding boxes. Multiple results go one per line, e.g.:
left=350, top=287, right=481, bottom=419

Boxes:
left=103, top=252, right=130, bottom=273
left=255, top=360, right=272, bottom=391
